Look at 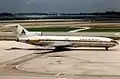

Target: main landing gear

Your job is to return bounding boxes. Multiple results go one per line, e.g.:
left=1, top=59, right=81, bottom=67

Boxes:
left=105, top=47, right=109, bottom=51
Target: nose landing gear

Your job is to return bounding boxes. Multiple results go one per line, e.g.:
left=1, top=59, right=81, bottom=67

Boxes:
left=105, top=47, right=109, bottom=51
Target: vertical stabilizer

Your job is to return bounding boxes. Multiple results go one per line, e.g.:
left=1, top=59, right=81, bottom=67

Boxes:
left=4, top=24, right=29, bottom=38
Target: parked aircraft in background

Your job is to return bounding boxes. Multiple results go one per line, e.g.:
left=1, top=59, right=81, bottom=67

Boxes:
left=2, top=24, right=119, bottom=50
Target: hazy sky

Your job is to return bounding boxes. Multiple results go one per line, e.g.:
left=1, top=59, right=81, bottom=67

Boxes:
left=0, top=0, right=120, bottom=13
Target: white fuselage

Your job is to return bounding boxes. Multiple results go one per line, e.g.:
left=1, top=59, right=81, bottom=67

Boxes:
left=3, top=24, right=119, bottom=50
left=19, top=36, right=119, bottom=48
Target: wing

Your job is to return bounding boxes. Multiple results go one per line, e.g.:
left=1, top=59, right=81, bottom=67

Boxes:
left=49, top=41, right=72, bottom=47
left=68, top=27, right=91, bottom=33
left=19, top=37, right=72, bottom=47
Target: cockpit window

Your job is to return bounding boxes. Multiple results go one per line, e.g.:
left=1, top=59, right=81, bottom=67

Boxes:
left=111, top=40, right=118, bottom=44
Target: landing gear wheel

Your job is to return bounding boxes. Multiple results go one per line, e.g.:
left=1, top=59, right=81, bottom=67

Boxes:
left=105, top=47, right=109, bottom=51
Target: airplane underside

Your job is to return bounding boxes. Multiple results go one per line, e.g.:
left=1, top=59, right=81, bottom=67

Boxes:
left=21, top=40, right=116, bottom=50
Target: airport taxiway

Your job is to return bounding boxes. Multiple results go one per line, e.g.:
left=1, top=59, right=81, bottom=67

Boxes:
left=0, top=41, right=120, bottom=79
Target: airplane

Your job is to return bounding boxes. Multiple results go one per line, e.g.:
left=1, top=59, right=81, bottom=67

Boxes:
left=2, top=24, right=119, bottom=51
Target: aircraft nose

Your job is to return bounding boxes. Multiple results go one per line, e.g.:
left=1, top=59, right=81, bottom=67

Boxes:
left=111, top=40, right=119, bottom=45
left=116, top=42, right=119, bottom=45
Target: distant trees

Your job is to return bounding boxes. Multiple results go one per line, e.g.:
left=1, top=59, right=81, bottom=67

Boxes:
left=1, top=11, right=120, bottom=16
left=0, top=13, right=14, bottom=16
left=0, top=11, right=120, bottom=20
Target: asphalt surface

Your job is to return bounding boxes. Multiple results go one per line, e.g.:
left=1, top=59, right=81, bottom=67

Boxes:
left=0, top=41, right=120, bottom=79
left=1, top=21, right=120, bottom=79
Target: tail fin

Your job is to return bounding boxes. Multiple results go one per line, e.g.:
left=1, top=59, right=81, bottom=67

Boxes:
left=4, top=24, right=29, bottom=38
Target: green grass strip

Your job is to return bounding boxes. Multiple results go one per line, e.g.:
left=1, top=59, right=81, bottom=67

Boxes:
left=27, top=27, right=120, bottom=32
left=27, top=27, right=80, bottom=32
left=80, top=28, right=120, bottom=32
